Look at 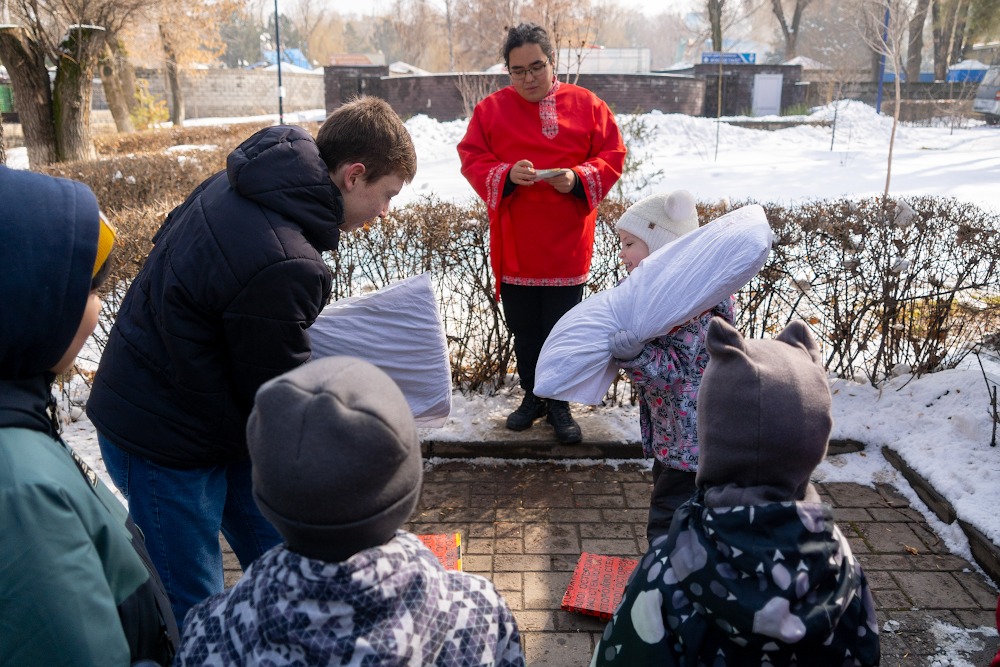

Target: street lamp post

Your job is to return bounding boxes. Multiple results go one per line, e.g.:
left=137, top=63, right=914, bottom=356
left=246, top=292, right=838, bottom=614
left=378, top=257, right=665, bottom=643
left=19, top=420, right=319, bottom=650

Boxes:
left=274, top=0, right=284, bottom=123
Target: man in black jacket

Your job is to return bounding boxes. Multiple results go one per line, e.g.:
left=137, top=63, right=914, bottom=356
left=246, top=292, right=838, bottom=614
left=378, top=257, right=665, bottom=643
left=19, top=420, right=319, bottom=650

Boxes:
left=87, top=97, right=417, bottom=630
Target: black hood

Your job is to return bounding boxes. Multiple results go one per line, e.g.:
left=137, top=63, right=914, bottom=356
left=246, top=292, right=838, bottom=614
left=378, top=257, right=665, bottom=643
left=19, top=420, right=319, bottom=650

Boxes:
left=0, top=166, right=100, bottom=379
left=227, top=125, right=344, bottom=251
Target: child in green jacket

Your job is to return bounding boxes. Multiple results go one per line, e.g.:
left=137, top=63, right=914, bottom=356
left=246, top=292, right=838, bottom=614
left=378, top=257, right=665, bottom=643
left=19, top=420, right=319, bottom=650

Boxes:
left=0, top=165, right=177, bottom=666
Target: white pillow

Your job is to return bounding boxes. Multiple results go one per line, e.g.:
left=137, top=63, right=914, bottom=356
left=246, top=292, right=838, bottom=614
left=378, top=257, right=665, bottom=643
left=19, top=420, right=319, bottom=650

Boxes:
left=534, top=204, right=774, bottom=405
left=308, top=273, right=452, bottom=427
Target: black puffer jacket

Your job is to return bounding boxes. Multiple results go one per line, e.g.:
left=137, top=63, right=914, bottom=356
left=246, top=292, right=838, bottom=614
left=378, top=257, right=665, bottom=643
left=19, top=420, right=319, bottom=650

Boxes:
left=88, top=126, right=342, bottom=468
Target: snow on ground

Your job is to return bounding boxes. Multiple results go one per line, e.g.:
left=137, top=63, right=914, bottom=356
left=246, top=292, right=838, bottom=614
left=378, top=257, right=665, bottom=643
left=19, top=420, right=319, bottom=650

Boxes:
left=12, top=102, right=1000, bottom=609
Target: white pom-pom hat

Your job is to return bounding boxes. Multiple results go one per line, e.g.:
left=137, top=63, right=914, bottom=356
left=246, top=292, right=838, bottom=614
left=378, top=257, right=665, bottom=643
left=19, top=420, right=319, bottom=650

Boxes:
left=615, top=190, right=699, bottom=254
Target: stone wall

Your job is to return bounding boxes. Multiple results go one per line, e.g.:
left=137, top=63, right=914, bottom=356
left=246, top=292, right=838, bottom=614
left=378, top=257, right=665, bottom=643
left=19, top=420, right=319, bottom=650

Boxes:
left=802, top=79, right=980, bottom=107
left=93, top=68, right=324, bottom=119
left=324, top=67, right=706, bottom=121
left=72, top=66, right=989, bottom=125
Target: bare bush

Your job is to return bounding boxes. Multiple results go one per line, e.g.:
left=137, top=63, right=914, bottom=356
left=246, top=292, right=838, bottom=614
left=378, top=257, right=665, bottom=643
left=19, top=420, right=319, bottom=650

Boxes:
left=83, top=143, right=1000, bottom=397
left=92, top=121, right=272, bottom=156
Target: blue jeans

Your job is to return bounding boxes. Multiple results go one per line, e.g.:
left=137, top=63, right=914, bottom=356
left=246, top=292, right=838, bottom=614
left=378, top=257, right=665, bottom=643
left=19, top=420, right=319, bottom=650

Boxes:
left=98, top=433, right=281, bottom=631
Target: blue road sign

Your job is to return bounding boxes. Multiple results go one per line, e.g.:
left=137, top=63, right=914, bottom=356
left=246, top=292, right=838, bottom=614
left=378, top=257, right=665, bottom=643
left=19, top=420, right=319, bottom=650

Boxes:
left=701, top=52, right=756, bottom=65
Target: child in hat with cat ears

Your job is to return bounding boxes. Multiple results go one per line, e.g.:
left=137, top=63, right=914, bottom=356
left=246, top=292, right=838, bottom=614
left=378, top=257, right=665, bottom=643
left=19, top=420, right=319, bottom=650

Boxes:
left=610, top=190, right=735, bottom=544
left=594, top=319, right=880, bottom=666
left=176, top=356, right=525, bottom=666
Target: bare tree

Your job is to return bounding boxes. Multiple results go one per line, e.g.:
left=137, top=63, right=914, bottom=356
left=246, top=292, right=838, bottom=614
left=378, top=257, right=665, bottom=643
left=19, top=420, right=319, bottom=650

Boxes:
left=99, top=37, right=135, bottom=133
left=708, top=0, right=725, bottom=50
left=770, top=0, right=815, bottom=59
left=286, top=0, right=330, bottom=65
left=0, top=0, right=151, bottom=166
left=858, top=0, right=908, bottom=196
left=703, top=0, right=759, bottom=53
left=905, top=0, right=930, bottom=81
left=443, top=0, right=455, bottom=70
left=932, top=0, right=971, bottom=80
left=451, top=0, right=522, bottom=70
left=156, top=0, right=240, bottom=126
left=373, top=0, right=439, bottom=67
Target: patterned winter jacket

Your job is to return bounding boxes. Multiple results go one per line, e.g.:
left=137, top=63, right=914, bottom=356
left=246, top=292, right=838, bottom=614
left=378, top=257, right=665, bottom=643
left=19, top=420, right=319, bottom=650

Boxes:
left=176, top=531, right=525, bottom=666
left=618, top=299, right=735, bottom=468
left=593, top=494, right=880, bottom=666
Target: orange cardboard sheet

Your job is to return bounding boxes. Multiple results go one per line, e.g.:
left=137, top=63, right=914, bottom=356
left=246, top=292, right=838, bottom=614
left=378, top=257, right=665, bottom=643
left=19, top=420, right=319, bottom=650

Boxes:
left=417, top=533, right=463, bottom=571
left=560, top=552, right=638, bottom=620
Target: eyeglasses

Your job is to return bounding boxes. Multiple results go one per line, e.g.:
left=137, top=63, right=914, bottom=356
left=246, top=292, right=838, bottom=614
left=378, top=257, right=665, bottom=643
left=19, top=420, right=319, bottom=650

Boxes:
left=508, top=60, right=549, bottom=80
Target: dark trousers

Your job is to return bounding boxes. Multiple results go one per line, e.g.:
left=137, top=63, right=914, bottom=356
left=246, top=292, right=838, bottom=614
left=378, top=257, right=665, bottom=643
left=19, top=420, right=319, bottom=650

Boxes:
left=647, top=460, right=698, bottom=544
left=500, top=283, right=584, bottom=392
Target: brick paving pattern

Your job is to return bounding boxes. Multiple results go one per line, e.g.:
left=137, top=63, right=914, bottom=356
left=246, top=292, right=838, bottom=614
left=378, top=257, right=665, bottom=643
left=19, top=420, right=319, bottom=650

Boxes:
left=224, top=459, right=1000, bottom=666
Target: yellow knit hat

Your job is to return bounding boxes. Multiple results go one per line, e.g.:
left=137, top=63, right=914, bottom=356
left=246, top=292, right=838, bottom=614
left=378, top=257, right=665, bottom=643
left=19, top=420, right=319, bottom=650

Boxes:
left=92, top=212, right=117, bottom=280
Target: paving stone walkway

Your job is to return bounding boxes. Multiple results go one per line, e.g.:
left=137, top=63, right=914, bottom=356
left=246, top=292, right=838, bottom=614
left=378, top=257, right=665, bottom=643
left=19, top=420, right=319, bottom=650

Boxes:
left=224, top=456, right=1000, bottom=666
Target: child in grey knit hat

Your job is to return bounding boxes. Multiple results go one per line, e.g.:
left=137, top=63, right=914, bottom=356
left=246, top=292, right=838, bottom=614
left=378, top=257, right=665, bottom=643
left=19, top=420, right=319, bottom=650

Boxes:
left=611, top=190, right=736, bottom=543
left=176, top=356, right=525, bottom=667
left=594, top=319, right=880, bottom=666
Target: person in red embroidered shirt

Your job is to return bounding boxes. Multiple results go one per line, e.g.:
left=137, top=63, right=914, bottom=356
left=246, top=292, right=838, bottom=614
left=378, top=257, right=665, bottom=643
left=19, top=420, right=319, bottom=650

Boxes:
left=457, top=22, right=626, bottom=444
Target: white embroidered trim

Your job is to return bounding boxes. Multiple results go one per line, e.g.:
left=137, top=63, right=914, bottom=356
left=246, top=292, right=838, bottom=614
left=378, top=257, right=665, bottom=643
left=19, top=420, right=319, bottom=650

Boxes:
left=576, top=163, right=602, bottom=209
left=502, top=274, right=588, bottom=287
left=487, top=163, right=510, bottom=211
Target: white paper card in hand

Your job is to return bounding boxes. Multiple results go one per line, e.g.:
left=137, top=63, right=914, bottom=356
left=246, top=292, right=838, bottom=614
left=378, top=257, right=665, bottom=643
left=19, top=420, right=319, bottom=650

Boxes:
left=534, top=204, right=773, bottom=405
left=308, top=273, right=452, bottom=427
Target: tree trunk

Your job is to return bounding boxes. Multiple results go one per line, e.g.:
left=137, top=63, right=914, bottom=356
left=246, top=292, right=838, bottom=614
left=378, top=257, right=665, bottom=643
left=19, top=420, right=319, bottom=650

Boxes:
left=948, top=0, right=970, bottom=65
left=0, top=26, right=58, bottom=167
left=99, top=41, right=135, bottom=133
left=771, top=0, right=794, bottom=59
left=0, top=113, right=6, bottom=165
left=112, top=39, right=140, bottom=116
left=906, top=0, right=931, bottom=81
left=786, top=0, right=809, bottom=60
left=708, top=0, right=724, bottom=51
left=159, top=24, right=185, bottom=127
left=932, top=0, right=957, bottom=80
left=53, top=26, right=106, bottom=163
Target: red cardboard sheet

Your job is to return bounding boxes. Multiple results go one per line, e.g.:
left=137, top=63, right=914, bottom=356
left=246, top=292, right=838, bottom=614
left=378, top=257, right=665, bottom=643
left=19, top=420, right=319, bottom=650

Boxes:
left=560, top=552, right=639, bottom=620
left=418, top=533, right=463, bottom=571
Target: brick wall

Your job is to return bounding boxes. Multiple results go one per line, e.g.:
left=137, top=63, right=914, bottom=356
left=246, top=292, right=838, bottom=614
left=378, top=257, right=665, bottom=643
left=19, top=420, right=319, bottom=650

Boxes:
left=325, top=68, right=706, bottom=121
left=690, top=64, right=806, bottom=116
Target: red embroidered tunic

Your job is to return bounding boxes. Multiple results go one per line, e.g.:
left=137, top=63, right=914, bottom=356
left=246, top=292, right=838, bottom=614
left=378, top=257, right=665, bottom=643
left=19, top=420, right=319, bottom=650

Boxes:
left=458, top=80, right=626, bottom=300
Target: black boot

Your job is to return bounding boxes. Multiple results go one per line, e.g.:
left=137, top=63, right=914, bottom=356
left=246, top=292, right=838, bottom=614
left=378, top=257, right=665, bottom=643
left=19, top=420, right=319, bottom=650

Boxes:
left=546, top=400, right=582, bottom=444
left=506, top=391, right=547, bottom=431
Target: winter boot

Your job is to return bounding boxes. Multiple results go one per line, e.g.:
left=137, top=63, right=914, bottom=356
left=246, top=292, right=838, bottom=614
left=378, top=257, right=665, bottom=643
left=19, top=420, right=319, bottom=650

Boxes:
left=546, top=400, right=582, bottom=444
left=506, top=391, right=547, bottom=431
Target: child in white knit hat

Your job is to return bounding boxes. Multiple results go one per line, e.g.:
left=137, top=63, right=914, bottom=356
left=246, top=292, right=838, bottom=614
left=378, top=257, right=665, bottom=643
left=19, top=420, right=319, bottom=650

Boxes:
left=611, top=190, right=736, bottom=544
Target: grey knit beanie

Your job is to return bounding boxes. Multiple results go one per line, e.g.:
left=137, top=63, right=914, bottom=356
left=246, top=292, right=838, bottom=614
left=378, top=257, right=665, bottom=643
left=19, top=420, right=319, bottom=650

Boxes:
left=247, top=356, right=422, bottom=562
left=695, top=319, right=832, bottom=507
left=615, top=189, right=699, bottom=254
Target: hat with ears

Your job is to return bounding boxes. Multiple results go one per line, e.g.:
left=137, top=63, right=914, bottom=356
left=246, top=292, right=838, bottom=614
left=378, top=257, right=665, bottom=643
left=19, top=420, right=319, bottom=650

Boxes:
left=615, top=189, right=699, bottom=254
left=695, top=318, right=832, bottom=507
left=247, top=356, right=422, bottom=562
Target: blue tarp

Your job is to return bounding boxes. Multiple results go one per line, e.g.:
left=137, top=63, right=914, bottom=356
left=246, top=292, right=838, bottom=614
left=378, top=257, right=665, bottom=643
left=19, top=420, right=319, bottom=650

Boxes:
left=946, top=69, right=987, bottom=82
left=946, top=59, right=989, bottom=82
left=261, top=48, right=311, bottom=70
left=881, top=71, right=934, bottom=82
